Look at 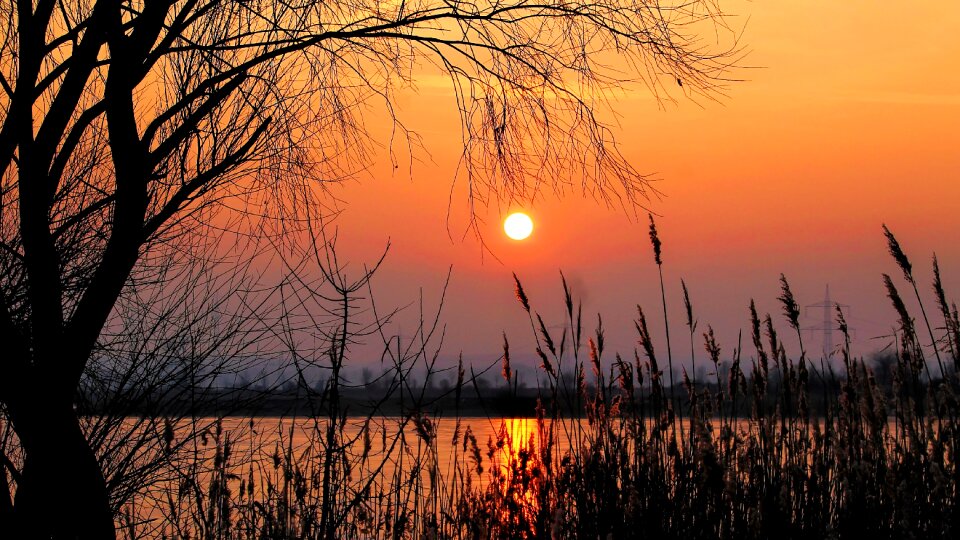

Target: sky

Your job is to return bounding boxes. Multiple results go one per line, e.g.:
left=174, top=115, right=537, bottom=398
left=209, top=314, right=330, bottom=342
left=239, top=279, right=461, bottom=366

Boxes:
left=322, top=1, right=960, bottom=378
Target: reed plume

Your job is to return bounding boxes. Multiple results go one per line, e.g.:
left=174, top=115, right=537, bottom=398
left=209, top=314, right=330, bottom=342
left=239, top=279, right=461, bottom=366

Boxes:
left=514, top=272, right=530, bottom=313
left=502, top=332, right=512, bottom=383
left=778, top=274, right=801, bottom=332
left=648, top=213, right=662, bottom=266
left=883, top=224, right=914, bottom=284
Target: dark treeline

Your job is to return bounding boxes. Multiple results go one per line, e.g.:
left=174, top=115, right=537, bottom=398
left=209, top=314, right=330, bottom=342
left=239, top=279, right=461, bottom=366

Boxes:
left=72, top=351, right=912, bottom=419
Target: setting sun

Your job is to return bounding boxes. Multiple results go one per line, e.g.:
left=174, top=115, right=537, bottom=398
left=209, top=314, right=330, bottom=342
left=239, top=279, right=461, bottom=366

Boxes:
left=504, top=212, right=534, bottom=240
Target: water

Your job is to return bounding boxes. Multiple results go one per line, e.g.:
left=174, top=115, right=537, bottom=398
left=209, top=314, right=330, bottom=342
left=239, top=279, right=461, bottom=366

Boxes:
left=126, top=413, right=910, bottom=536
left=180, top=415, right=562, bottom=484
left=129, top=415, right=565, bottom=533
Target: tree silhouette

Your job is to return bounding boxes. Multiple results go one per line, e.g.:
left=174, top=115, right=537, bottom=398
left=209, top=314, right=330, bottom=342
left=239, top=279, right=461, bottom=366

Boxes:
left=0, top=0, right=736, bottom=537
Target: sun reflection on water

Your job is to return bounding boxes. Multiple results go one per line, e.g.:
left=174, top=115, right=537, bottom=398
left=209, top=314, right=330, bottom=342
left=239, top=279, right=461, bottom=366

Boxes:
left=485, top=418, right=551, bottom=536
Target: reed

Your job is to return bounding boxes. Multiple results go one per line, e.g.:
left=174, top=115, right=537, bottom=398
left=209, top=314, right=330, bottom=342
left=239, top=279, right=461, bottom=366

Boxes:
left=103, top=226, right=960, bottom=539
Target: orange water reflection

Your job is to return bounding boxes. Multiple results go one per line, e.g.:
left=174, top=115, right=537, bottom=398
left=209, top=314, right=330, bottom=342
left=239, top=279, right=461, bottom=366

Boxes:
left=485, top=418, right=550, bottom=536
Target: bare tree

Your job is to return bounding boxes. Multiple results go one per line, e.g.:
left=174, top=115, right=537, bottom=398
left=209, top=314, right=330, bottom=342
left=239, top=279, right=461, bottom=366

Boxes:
left=0, top=0, right=737, bottom=537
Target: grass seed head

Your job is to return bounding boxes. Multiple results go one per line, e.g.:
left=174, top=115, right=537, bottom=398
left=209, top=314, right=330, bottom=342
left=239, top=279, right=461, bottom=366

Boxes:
left=682, top=279, right=694, bottom=329
left=513, top=273, right=530, bottom=313
left=648, top=213, right=663, bottom=266
left=501, top=332, right=512, bottom=382
left=883, top=273, right=913, bottom=334
left=883, top=224, right=914, bottom=283
left=778, top=274, right=801, bottom=330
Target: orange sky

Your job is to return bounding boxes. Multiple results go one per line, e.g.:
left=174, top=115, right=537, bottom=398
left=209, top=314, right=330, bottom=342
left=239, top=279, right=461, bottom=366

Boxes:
left=327, top=1, right=960, bottom=373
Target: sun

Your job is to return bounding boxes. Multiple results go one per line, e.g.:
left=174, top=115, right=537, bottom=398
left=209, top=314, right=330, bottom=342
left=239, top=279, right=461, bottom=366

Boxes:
left=504, top=212, right=534, bottom=240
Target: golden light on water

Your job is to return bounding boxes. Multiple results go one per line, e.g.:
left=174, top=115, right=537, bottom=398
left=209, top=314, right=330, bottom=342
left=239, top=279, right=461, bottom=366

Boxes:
left=501, top=418, right=538, bottom=451
left=504, top=212, right=534, bottom=240
left=492, top=418, right=544, bottom=522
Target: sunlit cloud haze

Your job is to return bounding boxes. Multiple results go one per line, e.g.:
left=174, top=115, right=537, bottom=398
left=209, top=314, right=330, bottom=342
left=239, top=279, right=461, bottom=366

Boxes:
left=325, top=0, right=960, bottom=374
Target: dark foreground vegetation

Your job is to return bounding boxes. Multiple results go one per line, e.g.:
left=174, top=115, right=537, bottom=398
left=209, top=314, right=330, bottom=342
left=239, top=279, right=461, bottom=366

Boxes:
left=14, top=224, right=952, bottom=539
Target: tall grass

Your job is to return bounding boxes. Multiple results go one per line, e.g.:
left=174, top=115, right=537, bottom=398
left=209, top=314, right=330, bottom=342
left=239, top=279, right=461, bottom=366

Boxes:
left=109, top=225, right=960, bottom=539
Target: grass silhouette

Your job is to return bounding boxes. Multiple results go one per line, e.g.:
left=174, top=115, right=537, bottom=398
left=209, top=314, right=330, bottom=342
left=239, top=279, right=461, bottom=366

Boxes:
left=119, top=225, right=959, bottom=539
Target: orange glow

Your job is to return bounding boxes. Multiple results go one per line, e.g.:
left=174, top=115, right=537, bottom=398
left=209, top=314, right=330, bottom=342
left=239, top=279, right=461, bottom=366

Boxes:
left=489, top=418, right=545, bottom=526
left=500, top=418, right=538, bottom=454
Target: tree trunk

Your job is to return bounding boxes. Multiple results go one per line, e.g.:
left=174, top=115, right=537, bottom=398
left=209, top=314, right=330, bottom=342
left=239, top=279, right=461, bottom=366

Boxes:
left=11, top=396, right=115, bottom=539
left=0, top=458, right=12, bottom=529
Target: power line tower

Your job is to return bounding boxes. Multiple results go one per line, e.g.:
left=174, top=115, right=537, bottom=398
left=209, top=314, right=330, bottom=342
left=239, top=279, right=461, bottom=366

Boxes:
left=803, top=284, right=852, bottom=360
